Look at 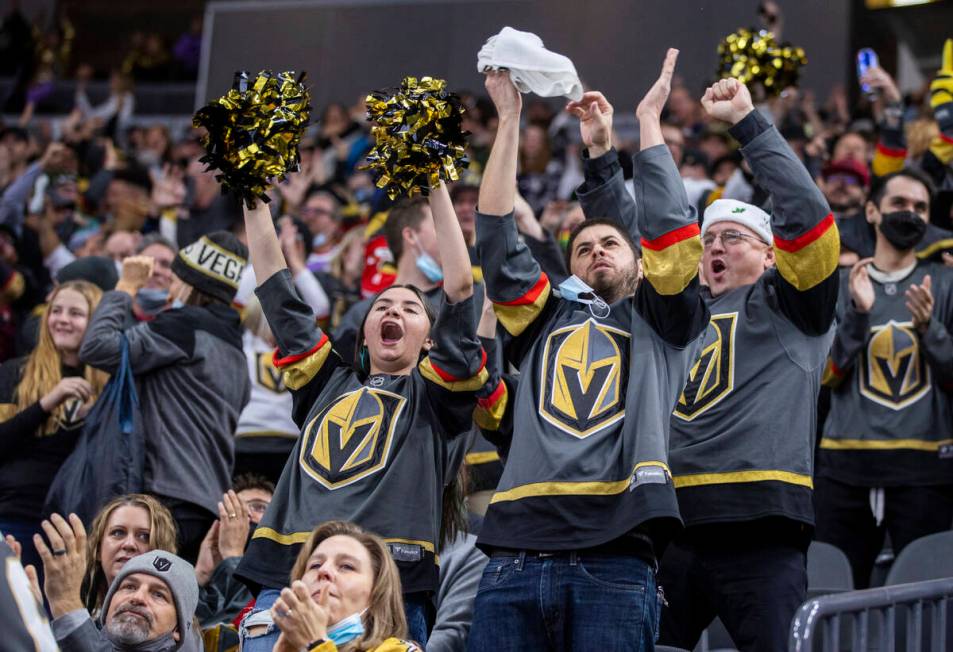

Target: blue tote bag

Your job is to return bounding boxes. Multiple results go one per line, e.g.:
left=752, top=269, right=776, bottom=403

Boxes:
left=44, top=336, right=146, bottom=523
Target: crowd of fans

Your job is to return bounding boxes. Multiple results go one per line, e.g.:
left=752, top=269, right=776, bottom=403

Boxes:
left=1, top=3, right=953, bottom=652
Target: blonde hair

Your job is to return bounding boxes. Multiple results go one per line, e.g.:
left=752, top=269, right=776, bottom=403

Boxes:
left=17, top=281, right=108, bottom=435
left=330, top=227, right=366, bottom=281
left=290, top=521, right=407, bottom=651
left=82, top=494, right=179, bottom=613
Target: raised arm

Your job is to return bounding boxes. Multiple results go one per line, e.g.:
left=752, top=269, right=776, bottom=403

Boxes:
left=703, top=77, right=839, bottom=335
left=242, top=201, right=343, bottom=425
left=567, top=91, right=641, bottom=241
left=243, top=202, right=287, bottom=283
left=475, top=71, right=556, bottom=365
left=479, top=71, right=521, bottom=217
left=429, top=182, right=473, bottom=303
left=631, top=49, right=708, bottom=346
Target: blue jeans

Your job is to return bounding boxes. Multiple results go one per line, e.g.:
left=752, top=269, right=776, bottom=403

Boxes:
left=239, top=589, right=281, bottom=652
left=403, top=592, right=433, bottom=646
left=467, top=551, right=659, bottom=652
left=241, top=588, right=433, bottom=649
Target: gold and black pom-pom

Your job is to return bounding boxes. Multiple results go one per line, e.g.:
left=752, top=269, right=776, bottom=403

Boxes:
left=361, top=76, right=469, bottom=200
left=193, top=70, right=311, bottom=206
left=716, top=28, right=807, bottom=95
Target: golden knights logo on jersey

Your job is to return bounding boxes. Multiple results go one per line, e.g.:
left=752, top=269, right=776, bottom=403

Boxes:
left=300, top=387, right=407, bottom=490
left=256, top=352, right=286, bottom=393
left=860, top=320, right=931, bottom=410
left=539, top=318, right=629, bottom=438
left=675, top=313, right=737, bottom=421
left=58, top=397, right=85, bottom=430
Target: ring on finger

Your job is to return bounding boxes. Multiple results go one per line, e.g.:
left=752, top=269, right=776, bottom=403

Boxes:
left=52, top=549, right=67, bottom=556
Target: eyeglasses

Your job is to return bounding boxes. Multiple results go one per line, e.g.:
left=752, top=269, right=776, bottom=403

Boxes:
left=702, top=229, right=768, bottom=248
left=244, top=500, right=270, bottom=516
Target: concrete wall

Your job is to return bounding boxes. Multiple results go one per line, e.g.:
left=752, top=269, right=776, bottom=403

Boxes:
left=199, top=0, right=851, bottom=110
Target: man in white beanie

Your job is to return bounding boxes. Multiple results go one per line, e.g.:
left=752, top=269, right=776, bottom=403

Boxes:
left=51, top=551, right=199, bottom=652
left=660, top=80, right=839, bottom=651
left=568, top=76, right=839, bottom=650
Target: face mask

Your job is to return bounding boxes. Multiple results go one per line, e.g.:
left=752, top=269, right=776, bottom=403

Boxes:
left=879, top=210, right=927, bottom=251
left=556, top=275, right=610, bottom=318
left=136, top=288, right=169, bottom=316
left=415, top=251, right=443, bottom=283
left=312, top=233, right=328, bottom=249
left=327, top=610, right=365, bottom=647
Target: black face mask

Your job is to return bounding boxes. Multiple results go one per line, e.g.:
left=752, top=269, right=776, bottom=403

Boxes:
left=878, top=210, right=927, bottom=251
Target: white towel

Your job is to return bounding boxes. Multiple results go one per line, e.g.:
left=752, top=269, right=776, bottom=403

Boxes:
left=477, top=26, right=583, bottom=101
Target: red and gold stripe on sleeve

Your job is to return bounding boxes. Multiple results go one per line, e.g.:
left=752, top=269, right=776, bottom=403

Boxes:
left=871, top=143, right=906, bottom=178
left=473, top=378, right=508, bottom=431
left=773, top=213, right=839, bottom=291
left=273, top=334, right=333, bottom=390
left=419, top=348, right=489, bottom=392
left=492, top=273, right=551, bottom=337
left=640, top=223, right=702, bottom=296
left=821, top=358, right=846, bottom=388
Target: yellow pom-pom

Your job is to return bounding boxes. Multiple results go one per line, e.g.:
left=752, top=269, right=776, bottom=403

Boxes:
left=716, top=28, right=807, bottom=95
left=361, top=76, right=469, bottom=200
left=193, top=70, right=311, bottom=206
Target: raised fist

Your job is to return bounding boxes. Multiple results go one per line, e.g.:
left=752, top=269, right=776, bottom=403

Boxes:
left=701, top=78, right=755, bottom=126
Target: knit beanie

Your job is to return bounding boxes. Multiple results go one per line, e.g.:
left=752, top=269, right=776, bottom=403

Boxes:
left=56, top=256, right=119, bottom=291
left=701, top=198, right=773, bottom=245
left=170, top=231, right=248, bottom=304
left=100, top=551, right=199, bottom=649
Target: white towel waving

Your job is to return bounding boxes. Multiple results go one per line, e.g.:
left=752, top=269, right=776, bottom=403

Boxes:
left=477, top=26, right=583, bottom=101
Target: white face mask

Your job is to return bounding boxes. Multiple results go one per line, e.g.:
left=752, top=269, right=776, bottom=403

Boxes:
left=556, top=275, right=610, bottom=318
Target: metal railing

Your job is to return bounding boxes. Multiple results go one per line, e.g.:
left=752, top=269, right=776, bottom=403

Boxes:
left=789, top=578, right=953, bottom=651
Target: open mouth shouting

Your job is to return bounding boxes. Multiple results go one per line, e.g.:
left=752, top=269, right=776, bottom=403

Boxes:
left=380, top=320, right=404, bottom=346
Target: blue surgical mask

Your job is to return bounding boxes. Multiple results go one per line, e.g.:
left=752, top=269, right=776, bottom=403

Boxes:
left=415, top=251, right=443, bottom=283
left=327, top=610, right=365, bottom=646
left=136, top=287, right=169, bottom=316
left=556, top=275, right=610, bottom=318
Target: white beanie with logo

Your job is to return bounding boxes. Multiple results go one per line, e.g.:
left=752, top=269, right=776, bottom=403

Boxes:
left=701, top=199, right=773, bottom=244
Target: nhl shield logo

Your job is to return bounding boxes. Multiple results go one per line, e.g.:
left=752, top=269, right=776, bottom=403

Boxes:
left=675, top=313, right=737, bottom=421
left=860, top=320, right=931, bottom=410
left=300, top=387, right=406, bottom=489
left=538, top=319, right=629, bottom=438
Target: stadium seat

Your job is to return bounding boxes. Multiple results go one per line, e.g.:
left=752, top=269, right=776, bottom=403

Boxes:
left=885, top=531, right=953, bottom=585
left=807, top=540, right=854, bottom=597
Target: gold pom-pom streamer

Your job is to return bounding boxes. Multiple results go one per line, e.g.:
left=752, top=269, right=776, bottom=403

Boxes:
left=716, top=28, right=807, bottom=96
left=193, top=70, right=311, bottom=206
left=361, top=76, right=469, bottom=199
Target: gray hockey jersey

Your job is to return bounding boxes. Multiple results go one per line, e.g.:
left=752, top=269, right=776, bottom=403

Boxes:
left=820, top=261, right=953, bottom=486
left=236, top=269, right=487, bottom=594
left=475, top=143, right=709, bottom=553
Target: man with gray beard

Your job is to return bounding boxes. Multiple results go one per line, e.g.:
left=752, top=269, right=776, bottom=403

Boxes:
left=50, top=551, right=198, bottom=652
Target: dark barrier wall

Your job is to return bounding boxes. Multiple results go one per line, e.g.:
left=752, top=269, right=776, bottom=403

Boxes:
left=198, top=0, right=850, bottom=110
